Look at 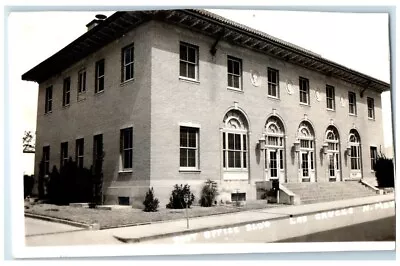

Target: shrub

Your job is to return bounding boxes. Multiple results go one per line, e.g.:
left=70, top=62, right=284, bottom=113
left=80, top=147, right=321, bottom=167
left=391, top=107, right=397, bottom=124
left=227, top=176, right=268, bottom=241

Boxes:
left=143, top=187, right=159, bottom=212
left=166, top=184, right=195, bottom=209
left=374, top=153, right=394, bottom=188
left=24, top=174, right=35, bottom=199
left=38, top=160, right=45, bottom=199
left=92, top=151, right=105, bottom=206
left=199, top=179, right=218, bottom=207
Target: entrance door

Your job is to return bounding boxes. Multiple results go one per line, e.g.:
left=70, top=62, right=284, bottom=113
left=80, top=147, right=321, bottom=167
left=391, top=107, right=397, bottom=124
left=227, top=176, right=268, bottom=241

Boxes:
left=300, top=151, right=315, bottom=182
left=265, top=149, right=284, bottom=182
left=328, top=153, right=340, bottom=181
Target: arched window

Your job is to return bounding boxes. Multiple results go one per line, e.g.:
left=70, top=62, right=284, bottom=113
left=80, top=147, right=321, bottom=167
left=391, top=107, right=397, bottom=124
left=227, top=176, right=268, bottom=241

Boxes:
left=325, top=126, right=340, bottom=181
left=349, top=129, right=361, bottom=170
left=325, top=126, right=339, bottom=152
left=222, top=110, right=249, bottom=170
left=297, top=121, right=316, bottom=181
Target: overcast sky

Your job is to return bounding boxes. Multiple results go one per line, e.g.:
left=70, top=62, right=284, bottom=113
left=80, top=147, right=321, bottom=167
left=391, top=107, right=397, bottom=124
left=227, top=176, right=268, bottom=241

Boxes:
left=8, top=8, right=393, bottom=173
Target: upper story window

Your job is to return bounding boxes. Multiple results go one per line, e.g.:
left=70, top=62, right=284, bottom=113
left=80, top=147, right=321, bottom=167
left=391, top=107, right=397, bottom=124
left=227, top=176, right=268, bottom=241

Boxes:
left=62, top=77, right=71, bottom=107
left=179, top=42, right=198, bottom=81
left=120, top=127, right=133, bottom=170
left=326, top=85, right=335, bottom=110
left=76, top=138, right=84, bottom=168
left=367, top=97, right=375, bottom=119
left=60, top=142, right=68, bottom=168
left=78, top=69, right=86, bottom=94
left=122, top=44, right=134, bottom=82
left=227, top=56, right=242, bottom=90
left=348, top=91, right=357, bottom=115
left=95, top=59, right=105, bottom=93
left=299, top=77, right=310, bottom=105
left=180, top=127, right=199, bottom=170
left=45, top=86, right=53, bottom=114
left=267, top=68, right=279, bottom=98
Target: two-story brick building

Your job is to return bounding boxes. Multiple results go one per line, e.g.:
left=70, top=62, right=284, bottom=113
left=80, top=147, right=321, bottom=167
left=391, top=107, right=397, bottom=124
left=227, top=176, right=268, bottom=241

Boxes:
left=22, top=10, right=390, bottom=207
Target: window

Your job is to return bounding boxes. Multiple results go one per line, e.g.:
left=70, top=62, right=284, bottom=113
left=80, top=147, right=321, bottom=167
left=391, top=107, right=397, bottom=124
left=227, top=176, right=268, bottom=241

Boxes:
left=93, top=134, right=103, bottom=164
left=62, top=77, right=71, bottom=106
left=78, top=69, right=86, bottom=94
left=223, top=132, right=247, bottom=169
left=349, top=131, right=361, bottom=170
left=367, top=97, right=375, bottom=119
left=179, top=42, right=198, bottom=80
left=60, top=142, right=68, bottom=168
left=45, top=86, right=53, bottom=113
left=227, top=56, right=242, bottom=90
left=120, top=127, right=133, bottom=170
left=95, top=59, right=105, bottom=93
left=348, top=92, right=357, bottom=115
left=299, top=77, right=310, bottom=104
left=43, top=146, right=50, bottom=175
left=76, top=138, right=84, bottom=168
left=370, top=146, right=378, bottom=170
left=180, top=127, right=199, bottom=169
left=267, top=68, right=279, bottom=97
left=122, top=44, right=134, bottom=82
left=326, top=85, right=335, bottom=110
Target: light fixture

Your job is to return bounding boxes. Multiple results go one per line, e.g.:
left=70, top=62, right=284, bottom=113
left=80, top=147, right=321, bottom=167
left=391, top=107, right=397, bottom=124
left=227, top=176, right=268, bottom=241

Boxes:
left=322, top=143, right=329, bottom=154
left=293, top=139, right=300, bottom=153
left=258, top=137, right=266, bottom=150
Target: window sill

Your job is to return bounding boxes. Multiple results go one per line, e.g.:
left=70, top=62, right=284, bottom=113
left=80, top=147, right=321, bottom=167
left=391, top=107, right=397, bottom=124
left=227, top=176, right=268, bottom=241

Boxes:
left=179, top=169, right=201, bottom=173
left=120, top=78, right=135, bottom=87
left=267, top=95, right=280, bottom=101
left=299, top=102, right=311, bottom=107
left=119, top=170, right=133, bottom=174
left=326, top=108, right=336, bottom=112
left=223, top=169, right=249, bottom=172
left=227, top=87, right=244, bottom=94
left=77, top=96, right=86, bottom=102
left=95, top=90, right=105, bottom=96
left=44, top=111, right=52, bottom=115
left=62, top=104, right=70, bottom=109
left=349, top=113, right=357, bottom=117
left=179, top=77, right=200, bottom=84
left=368, top=117, right=375, bottom=121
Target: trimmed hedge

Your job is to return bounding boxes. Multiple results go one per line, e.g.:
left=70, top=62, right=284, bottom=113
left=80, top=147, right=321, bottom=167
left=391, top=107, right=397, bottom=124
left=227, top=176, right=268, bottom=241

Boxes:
left=374, top=153, right=394, bottom=188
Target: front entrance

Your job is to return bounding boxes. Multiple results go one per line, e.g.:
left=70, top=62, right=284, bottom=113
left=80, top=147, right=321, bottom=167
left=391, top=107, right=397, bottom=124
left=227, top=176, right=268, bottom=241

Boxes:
left=328, top=153, right=340, bottom=181
left=300, top=150, right=315, bottom=182
left=265, top=148, right=284, bottom=182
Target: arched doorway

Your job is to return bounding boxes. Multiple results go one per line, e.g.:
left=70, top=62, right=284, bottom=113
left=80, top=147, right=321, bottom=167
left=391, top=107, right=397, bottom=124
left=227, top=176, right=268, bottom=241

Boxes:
left=264, top=116, right=286, bottom=183
left=349, top=129, right=362, bottom=179
left=297, top=121, right=316, bottom=182
left=325, top=126, right=341, bottom=182
left=222, top=110, right=249, bottom=180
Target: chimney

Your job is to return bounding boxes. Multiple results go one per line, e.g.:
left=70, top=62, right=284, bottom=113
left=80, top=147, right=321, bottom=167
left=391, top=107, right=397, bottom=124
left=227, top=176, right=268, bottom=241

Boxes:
left=86, top=14, right=107, bottom=31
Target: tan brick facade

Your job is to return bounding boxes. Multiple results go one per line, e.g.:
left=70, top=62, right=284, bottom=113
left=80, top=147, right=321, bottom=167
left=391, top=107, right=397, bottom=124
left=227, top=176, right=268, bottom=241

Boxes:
left=33, top=19, right=385, bottom=207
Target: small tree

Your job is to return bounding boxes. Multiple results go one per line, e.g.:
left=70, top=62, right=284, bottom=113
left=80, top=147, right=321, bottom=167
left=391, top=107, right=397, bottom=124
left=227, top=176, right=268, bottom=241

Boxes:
left=374, top=153, right=395, bottom=188
left=166, top=184, right=195, bottom=209
left=199, top=179, right=218, bottom=207
left=143, top=187, right=159, bottom=212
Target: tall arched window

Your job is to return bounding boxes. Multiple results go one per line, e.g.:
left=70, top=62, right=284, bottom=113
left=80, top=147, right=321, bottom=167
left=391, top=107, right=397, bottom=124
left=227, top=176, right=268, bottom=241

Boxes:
left=349, top=129, right=361, bottom=171
left=264, top=116, right=285, bottom=181
left=325, top=126, right=340, bottom=181
left=297, top=121, right=316, bottom=182
left=222, top=110, right=249, bottom=180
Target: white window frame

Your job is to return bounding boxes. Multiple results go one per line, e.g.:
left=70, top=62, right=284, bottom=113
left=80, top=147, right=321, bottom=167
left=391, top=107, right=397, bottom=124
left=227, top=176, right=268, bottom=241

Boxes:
left=222, top=130, right=248, bottom=170
left=179, top=42, right=199, bottom=81
left=60, top=142, right=68, bottom=168
left=349, top=133, right=361, bottom=170
left=227, top=56, right=242, bottom=91
left=95, top=59, right=105, bottom=93
left=326, top=85, right=335, bottom=110
left=179, top=126, right=199, bottom=171
left=367, top=97, right=375, bottom=119
left=348, top=91, right=357, bottom=115
left=78, top=69, right=86, bottom=94
left=120, top=127, right=133, bottom=171
left=370, top=146, right=378, bottom=170
left=62, top=77, right=71, bottom=107
left=45, top=86, right=53, bottom=114
left=299, top=77, right=310, bottom=105
left=267, top=68, right=279, bottom=98
left=122, top=44, right=134, bottom=82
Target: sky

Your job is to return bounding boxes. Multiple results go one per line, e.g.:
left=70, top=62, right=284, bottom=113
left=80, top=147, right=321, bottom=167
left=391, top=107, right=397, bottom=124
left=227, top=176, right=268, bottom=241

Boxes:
left=8, top=8, right=393, bottom=174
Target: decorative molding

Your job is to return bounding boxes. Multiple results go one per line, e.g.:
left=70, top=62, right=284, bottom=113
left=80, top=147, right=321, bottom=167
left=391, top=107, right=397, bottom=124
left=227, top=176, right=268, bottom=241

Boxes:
left=234, top=101, right=239, bottom=109
left=340, top=96, right=345, bottom=107
left=286, top=80, right=294, bottom=95
left=314, top=88, right=321, bottom=101
left=250, top=70, right=261, bottom=87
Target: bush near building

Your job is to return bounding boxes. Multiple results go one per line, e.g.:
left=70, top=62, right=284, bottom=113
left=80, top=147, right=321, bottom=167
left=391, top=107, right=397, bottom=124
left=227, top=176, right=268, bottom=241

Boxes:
left=166, top=184, right=195, bottom=209
left=143, top=187, right=159, bottom=212
left=374, top=153, right=395, bottom=188
left=24, top=174, right=35, bottom=199
left=199, top=179, right=218, bottom=207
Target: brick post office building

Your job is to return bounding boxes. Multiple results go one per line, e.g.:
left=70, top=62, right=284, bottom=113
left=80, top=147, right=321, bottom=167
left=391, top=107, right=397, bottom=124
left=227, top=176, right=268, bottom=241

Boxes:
left=22, top=10, right=390, bottom=206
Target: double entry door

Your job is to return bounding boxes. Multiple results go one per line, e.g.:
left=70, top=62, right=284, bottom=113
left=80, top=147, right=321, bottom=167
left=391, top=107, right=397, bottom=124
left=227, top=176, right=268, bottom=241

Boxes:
left=328, top=152, right=341, bottom=181
left=265, top=148, right=284, bottom=183
left=299, top=150, right=315, bottom=182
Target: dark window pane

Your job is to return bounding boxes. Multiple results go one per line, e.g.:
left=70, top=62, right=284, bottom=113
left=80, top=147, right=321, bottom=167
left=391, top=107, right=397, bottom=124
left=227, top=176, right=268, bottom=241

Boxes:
left=228, top=60, right=233, bottom=73
left=223, top=151, right=226, bottom=168
left=228, top=75, right=233, bottom=87
left=233, top=76, right=240, bottom=88
left=188, top=131, right=196, bottom=147
left=243, top=152, right=247, bottom=168
left=99, top=77, right=104, bottom=91
left=228, top=151, right=234, bottom=167
left=228, top=134, right=234, bottom=149
left=180, top=62, right=187, bottom=77
left=180, top=130, right=187, bottom=147
left=187, top=149, right=196, bottom=167
left=187, top=64, right=195, bottom=79
left=223, top=132, right=226, bottom=149
left=188, top=47, right=196, bottom=63
left=180, top=149, right=187, bottom=167
left=233, top=61, right=240, bottom=74
left=234, top=151, right=241, bottom=168
left=180, top=45, right=187, bottom=60
left=243, top=135, right=247, bottom=150
left=234, top=134, right=241, bottom=150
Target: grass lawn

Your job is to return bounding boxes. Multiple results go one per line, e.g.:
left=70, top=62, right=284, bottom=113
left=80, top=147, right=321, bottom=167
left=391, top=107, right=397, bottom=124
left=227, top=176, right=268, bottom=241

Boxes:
left=25, top=201, right=280, bottom=229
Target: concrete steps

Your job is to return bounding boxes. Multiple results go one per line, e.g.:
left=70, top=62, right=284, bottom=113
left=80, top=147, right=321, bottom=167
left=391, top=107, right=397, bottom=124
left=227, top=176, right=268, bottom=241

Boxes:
left=283, top=181, right=377, bottom=205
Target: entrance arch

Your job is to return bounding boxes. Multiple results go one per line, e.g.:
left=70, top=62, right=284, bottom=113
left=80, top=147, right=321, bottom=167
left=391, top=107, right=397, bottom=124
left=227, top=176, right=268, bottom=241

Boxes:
left=348, top=129, right=362, bottom=179
left=264, top=116, right=286, bottom=183
left=325, top=126, right=341, bottom=181
left=297, top=121, right=316, bottom=182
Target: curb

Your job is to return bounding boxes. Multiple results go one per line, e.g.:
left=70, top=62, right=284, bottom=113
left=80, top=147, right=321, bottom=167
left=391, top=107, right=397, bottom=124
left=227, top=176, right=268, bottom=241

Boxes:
left=25, top=212, right=100, bottom=230
left=113, top=196, right=395, bottom=243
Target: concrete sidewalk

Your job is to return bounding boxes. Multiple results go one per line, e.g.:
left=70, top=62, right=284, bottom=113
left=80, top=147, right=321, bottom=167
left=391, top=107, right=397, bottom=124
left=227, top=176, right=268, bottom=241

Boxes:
left=113, top=194, right=395, bottom=243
